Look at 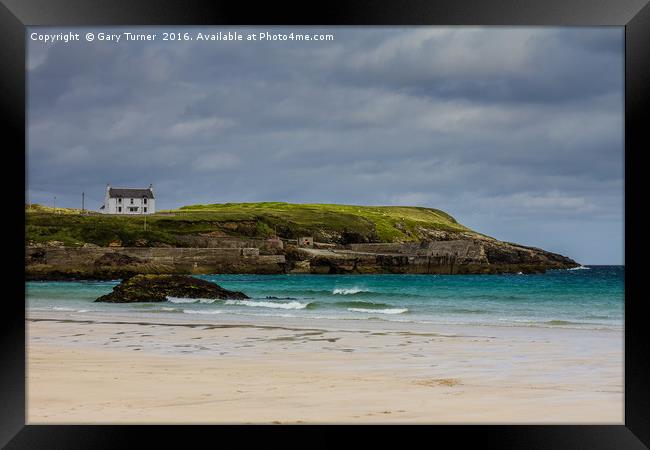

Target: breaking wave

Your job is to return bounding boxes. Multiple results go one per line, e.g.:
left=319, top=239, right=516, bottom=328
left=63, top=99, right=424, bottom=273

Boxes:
left=225, top=300, right=310, bottom=310
left=332, top=287, right=368, bottom=295
left=50, top=306, right=91, bottom=313
left=347, top=307, right=408, bottom=315
left=167, top=297, right=219, bottom=304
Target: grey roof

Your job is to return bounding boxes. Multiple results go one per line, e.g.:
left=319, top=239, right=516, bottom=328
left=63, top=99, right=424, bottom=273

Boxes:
left=108, top=187, right=154, bottom=199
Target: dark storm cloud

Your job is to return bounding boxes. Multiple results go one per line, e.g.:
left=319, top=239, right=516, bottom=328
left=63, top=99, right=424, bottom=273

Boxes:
left=27, top=27, right=624, bottom=263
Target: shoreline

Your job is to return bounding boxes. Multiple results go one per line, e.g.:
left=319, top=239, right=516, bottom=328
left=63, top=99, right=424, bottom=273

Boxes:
left=25, top=268, right=575, bottom=281
left=27, top=310, right=623, bottom=424
left=24, top=262, right=578, bottom=281
left=25, top=265, right=581, bottom=282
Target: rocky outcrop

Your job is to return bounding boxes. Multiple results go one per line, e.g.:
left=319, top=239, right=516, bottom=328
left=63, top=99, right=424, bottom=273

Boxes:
left=482, top=240, right=577, bottom=270
left=95, top=274, right=249, bottom=303
left=284, top=239, right=578, bottom=275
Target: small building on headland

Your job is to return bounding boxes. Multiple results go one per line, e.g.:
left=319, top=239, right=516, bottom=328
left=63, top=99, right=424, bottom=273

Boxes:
left=298, top=236, right=314, bottom=247
left=100, top=184, right=156, bottom=215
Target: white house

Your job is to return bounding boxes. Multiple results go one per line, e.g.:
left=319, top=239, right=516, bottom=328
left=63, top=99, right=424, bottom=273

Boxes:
left=100, top=184, right=156, bottom=214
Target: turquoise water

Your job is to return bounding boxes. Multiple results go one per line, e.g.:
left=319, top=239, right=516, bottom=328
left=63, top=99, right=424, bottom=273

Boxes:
left=26, top=266, right=624, bottom=330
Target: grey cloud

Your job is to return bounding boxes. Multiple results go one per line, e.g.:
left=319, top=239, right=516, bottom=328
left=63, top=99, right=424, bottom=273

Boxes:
left=335, top=28, right=623, bottom=104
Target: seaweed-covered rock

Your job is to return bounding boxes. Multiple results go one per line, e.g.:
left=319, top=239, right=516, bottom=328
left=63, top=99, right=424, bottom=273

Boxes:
left=95, top=274, right=249, bottom=303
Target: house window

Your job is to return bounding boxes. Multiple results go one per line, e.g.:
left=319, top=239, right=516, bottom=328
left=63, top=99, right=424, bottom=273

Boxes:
left=118, top=206, right=122, bottom=212
left=129, top=207, right=138, bottom=212
left=143, top=198, right=148, bottom=204
left=130, top=198, right=134, bottom=204
left=144, top=207, right=147, bottom=213
left=118, top=198, right=122, bottom=204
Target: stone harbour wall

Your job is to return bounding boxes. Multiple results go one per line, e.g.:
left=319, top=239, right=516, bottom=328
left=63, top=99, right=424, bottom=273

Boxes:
left=348, top=240, right=487, bottom=261
left=173, top=236, right=283, bottom=253
left=26, top=247, right=286, bottom=279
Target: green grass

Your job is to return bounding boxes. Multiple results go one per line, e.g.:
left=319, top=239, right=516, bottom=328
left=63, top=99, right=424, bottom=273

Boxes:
left=26, top=203, right=84, bottom=215
left=26, top=211, right=178, bottom=247
left=26, top=202, right=472, bottom=247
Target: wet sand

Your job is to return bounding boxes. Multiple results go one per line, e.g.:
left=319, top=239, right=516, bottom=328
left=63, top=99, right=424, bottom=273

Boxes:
left=26, top=311, right=623, bottom=424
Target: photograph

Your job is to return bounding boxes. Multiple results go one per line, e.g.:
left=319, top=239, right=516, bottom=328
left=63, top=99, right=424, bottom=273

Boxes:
left=24, top=25, right=625, bottom=425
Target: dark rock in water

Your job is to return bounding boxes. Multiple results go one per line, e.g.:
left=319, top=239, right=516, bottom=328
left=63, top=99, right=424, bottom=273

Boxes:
left=95, top=274, right=249, bottom=303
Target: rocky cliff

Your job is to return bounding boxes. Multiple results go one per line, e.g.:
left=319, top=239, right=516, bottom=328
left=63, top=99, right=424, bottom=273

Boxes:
left=283, top=237, right=577, bottom=275
left=26, top=237, right=577, bottom=280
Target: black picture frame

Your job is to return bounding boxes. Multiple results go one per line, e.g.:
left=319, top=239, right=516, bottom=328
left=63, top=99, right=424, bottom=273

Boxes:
left=1, top=0, right=648, bottom=448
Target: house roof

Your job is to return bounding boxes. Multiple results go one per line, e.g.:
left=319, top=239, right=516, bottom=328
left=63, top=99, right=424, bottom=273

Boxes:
left=108, top=187, right=155, bottom=199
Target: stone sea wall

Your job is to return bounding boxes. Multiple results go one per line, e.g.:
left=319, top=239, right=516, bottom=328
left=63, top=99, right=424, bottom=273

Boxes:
left=173, top=236, right=284, bottom=253
left=348, top=240, right=486, bottom=260
left=26, top=247, right=286, bottom=279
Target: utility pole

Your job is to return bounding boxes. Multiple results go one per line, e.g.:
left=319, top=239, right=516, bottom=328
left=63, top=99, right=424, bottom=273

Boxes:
left=53, top=196, right=56, bottom=213
left=81, top=192, right=85, bottom=214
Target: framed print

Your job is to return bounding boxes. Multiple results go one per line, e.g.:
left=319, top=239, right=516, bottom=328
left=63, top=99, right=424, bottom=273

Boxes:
left=1, top=0, right=648, bottom=448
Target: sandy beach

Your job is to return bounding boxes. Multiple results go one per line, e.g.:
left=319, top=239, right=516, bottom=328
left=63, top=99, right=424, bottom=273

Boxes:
left=26, top=310, right=623, bottom=424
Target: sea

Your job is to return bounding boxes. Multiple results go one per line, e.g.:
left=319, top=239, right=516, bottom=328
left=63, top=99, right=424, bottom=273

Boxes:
left=26, top=266, right=624, bottom=331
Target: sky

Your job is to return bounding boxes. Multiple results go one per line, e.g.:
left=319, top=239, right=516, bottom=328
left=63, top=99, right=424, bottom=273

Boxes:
left=27, top=27, right=624, bottom=264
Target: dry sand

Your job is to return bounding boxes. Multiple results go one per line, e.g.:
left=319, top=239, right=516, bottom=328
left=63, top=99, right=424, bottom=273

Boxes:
left=26, top=311, right=623, bottom=424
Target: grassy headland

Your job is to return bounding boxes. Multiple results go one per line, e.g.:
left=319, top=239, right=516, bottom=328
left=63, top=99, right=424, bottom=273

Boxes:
left=26, top=202, right=472, bottom=247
